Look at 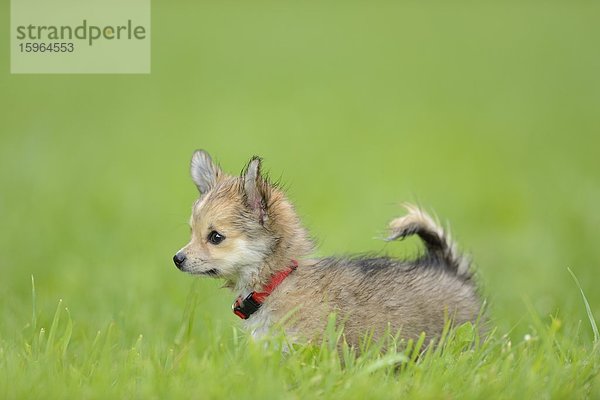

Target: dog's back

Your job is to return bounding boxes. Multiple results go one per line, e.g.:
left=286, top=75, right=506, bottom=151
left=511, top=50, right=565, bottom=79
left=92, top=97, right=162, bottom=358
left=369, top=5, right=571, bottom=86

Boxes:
left=253, top=205, right=481, bottom=345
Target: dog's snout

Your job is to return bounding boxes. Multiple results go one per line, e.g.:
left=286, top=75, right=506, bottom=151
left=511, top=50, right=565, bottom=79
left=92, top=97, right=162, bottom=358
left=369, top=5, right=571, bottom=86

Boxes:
left=173, top=252, right=187, bottom=269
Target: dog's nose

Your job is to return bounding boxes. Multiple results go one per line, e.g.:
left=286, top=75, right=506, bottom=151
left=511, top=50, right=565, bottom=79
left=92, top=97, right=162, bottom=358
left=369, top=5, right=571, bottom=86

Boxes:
left=173, top=252, right=186, bottom=269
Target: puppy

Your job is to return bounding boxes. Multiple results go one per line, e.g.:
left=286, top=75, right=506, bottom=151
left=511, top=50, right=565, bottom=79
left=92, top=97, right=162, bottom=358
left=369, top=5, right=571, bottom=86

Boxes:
left=174, top=150, right=481, bottom=346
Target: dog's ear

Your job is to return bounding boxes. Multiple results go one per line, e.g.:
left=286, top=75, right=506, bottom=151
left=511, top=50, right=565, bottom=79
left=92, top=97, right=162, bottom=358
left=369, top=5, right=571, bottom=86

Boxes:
left=190, top=150, right=222, bottom=194
left=242, top=156, right=270, bottom=225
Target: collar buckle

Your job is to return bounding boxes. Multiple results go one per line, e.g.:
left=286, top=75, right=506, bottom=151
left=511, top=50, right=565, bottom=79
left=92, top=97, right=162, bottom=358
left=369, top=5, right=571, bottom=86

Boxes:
left=232, top=292, right=262, bottom=320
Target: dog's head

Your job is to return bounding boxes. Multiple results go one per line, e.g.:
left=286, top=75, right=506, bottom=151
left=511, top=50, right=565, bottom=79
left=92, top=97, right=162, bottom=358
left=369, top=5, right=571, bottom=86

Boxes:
left=173, top=150, right=312, bottom=289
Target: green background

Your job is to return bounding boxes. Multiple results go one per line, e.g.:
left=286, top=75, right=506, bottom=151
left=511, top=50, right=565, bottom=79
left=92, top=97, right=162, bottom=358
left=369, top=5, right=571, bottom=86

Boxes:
left=1, top=1, right=599, bottom=398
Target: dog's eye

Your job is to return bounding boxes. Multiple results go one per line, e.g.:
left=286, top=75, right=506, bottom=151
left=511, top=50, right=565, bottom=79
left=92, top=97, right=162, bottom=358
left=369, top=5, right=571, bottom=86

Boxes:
left=207, top=230, right=225, bottom=245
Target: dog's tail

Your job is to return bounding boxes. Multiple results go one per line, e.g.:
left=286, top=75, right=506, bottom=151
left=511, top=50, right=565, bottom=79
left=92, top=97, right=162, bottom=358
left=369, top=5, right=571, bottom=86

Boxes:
left=386, top=204, right=471, bottom=278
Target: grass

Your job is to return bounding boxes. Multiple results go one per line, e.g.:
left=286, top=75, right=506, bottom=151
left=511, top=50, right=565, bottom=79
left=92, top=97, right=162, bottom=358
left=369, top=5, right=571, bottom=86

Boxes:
left=1, top=278, right=598, bottom=399
left=1, top=0, right=600, bottom=398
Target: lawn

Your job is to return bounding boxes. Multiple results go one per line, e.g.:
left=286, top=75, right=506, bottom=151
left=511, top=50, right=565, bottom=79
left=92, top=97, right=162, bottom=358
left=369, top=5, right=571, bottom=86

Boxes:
left=1, top=1, right=599, bottom=398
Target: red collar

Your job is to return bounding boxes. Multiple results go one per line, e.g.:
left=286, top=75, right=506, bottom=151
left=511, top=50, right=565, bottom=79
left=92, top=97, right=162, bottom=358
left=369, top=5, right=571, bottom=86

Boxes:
left=232, top=260, right=298, bottom=319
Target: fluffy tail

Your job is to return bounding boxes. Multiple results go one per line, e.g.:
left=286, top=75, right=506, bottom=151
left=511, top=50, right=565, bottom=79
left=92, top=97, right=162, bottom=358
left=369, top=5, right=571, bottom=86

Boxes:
left=386, top=204, right=471, bottom=278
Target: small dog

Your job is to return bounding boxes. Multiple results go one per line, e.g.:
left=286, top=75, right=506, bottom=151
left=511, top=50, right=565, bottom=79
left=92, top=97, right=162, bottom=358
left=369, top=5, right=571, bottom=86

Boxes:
left=174, top=150, right=481, bottom=346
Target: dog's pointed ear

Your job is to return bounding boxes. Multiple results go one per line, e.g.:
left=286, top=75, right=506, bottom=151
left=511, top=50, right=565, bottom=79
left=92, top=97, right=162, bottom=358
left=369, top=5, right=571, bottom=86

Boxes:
left=190, top=150, right=221, bottom=194
left=242, top=156, right=270, bottom=225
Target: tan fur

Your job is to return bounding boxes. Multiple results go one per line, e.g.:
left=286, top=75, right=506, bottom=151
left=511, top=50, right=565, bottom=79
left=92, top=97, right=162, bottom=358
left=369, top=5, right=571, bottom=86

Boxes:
left=175, top=150, right=482, bottom=346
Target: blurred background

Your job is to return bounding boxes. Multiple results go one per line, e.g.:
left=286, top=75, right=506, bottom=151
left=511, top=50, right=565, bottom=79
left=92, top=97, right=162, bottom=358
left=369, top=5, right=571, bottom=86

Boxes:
left=1, top=1, right=598, bottom=345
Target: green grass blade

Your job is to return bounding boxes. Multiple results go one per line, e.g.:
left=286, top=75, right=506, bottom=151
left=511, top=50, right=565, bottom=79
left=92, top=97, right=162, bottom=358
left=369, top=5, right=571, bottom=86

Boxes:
left=174, top=280, right=200, bottom=347
left=567, top=267, right=599, bottom=345
left=30, top=275, right=37, bottom=333
left=45, top=299, right=63, bottom=356
left=410, top=332, right=426, bottom=363
left=60, top=308, right=73, bottom=360
left=360, top=352, right=409, bottom=376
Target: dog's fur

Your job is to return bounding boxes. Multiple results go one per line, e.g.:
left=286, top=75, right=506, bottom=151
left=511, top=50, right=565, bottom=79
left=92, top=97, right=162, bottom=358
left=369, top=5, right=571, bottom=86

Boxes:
left=175, top=150, right=481, bottom=346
